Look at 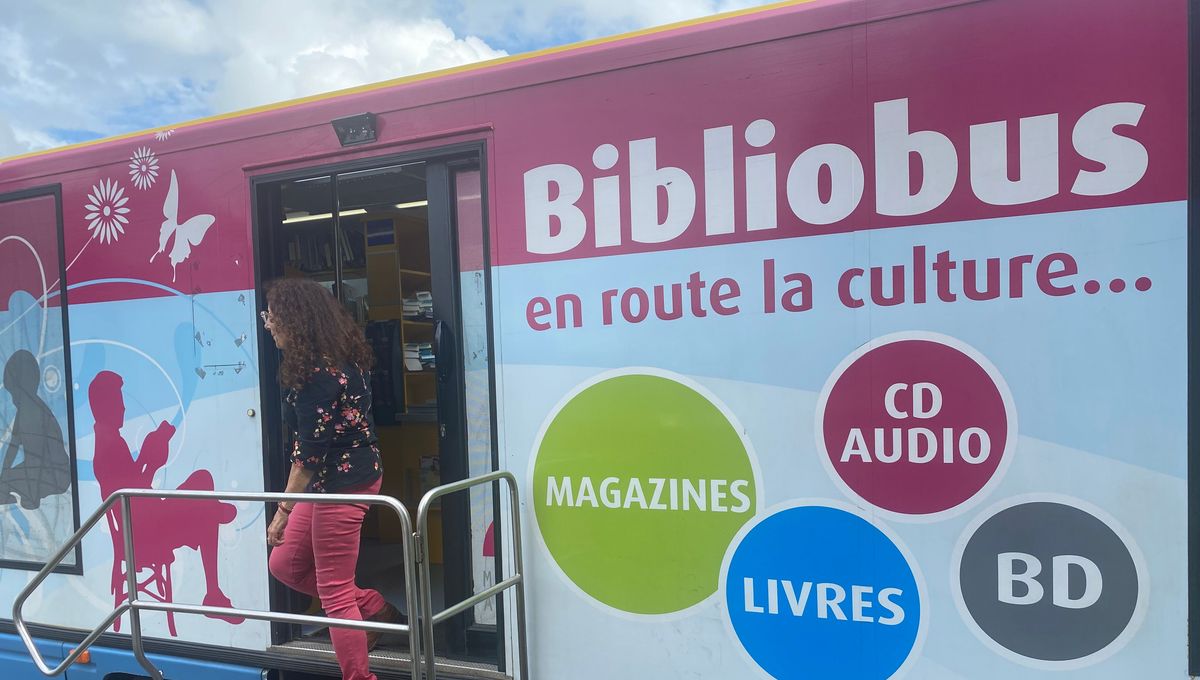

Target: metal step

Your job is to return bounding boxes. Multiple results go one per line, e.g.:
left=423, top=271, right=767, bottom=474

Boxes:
left=271, top=639, right=509, bottom=680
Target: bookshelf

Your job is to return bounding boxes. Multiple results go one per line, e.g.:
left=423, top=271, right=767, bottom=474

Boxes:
left=348, top=213, right=443, bottom=560
left=282, top=218, right=367, bottom=277
left=357, top=216, right=436, bottom=414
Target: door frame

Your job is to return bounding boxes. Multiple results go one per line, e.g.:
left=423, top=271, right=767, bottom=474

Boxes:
left=247, top=140, right=504, bottom=660
left=428, top=156, right=507, bottom=661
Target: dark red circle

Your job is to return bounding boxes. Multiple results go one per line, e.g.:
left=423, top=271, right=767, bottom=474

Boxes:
left=822, top=339, right=1009, bottom=515
left=1083, top=280, right=1101, bottom=294
left=1135, top=277, right=1152, bottom=292
left=1109, top=279, right=1126, bottom=293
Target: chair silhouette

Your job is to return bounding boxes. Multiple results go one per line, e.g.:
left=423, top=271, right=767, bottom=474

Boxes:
left=105, top=499, right=178, bottom=637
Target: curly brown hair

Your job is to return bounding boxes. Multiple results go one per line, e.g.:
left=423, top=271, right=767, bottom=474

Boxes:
left=265, top=278, right=373, bottom=389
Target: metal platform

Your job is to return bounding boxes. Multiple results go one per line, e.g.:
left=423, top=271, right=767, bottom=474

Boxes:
left=13, top=471, right=528, bottom=680
left=272, top=639, right=508, bottom=680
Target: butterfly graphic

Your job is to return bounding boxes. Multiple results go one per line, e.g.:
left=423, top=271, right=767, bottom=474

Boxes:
left=150, top=170, right=215, bottom=282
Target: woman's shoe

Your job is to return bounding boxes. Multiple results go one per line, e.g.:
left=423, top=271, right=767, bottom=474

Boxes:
left=366, top=602, right=402, bottom=651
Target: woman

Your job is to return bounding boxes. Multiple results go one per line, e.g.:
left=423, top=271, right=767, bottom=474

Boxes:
left=263, top=278, right=398, bottom=680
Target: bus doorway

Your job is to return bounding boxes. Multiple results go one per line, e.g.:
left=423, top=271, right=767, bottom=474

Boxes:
left=252, top=147, right=501, bottom=677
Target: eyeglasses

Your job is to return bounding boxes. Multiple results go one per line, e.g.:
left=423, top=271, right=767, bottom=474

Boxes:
left=259, top=310, right=272, bottom=324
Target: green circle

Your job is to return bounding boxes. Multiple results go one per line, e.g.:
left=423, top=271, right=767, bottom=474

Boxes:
left=533, top=373, right=757, bottom=614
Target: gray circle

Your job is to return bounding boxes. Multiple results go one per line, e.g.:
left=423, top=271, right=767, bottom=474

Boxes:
left=43, top=365, right=61, bottom=393
left=958, top=501, right=1140, bottom=662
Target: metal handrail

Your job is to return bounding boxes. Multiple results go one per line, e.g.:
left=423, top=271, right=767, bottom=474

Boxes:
left=416, top=471, right=528, bottom=680
left=12, top=488, right=421, bottom=680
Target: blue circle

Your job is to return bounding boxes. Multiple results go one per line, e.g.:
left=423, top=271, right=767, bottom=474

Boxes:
left=724, top=505, right=922, bottom=679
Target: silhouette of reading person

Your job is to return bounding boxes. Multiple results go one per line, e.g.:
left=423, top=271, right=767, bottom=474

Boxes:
left=0, top=350, right=71, bottom=509
left=88, top=370, right=243, bottom=623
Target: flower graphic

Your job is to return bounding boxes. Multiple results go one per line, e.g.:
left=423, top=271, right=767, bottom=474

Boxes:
left=128, top=147, right=159, bottom=190
left=154, top=129, right=175, bottom=141
left=84, top=179, right=130, bottom=244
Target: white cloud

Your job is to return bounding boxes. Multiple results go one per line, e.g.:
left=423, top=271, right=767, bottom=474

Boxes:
left=451, top=0, right=763, bottom=46
left=0, top=0, right=506, bottom=156
left=0, top=119, right=22, bottom=158
left=203, top=2, right=505, bottom=113
left=0, top=0, right=769, bottom=157
left=0, top=115, right=71, bottom=159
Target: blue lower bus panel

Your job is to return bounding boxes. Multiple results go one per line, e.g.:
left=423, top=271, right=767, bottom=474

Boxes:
left=0, top=632, right=64, bottom=680
left=0, top=632, right=265, bottom=679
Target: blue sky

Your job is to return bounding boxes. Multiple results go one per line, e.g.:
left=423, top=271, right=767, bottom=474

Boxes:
left=0, top=0, right=762, bottom=157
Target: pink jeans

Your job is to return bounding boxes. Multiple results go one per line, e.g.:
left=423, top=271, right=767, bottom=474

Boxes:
left=269, top=477, right=385, bottom=680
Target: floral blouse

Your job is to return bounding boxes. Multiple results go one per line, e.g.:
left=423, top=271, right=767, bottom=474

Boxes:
left=285, top=363, right=382, bottom=493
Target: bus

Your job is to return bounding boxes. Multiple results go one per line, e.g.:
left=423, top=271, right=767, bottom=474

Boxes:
left=0, top=0, right=1192, bottom=677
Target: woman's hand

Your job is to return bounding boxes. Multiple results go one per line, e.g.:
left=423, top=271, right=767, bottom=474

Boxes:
left=270, top=465, right=313, bottom=547
left=267, top=509, right=289, bottom=546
